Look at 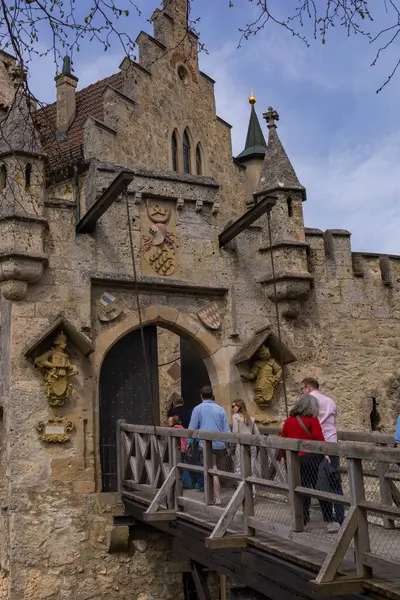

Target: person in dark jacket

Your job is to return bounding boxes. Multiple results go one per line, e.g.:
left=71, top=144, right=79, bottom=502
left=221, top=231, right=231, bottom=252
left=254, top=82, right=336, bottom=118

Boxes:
left=167, top=392, right=191, bottom=428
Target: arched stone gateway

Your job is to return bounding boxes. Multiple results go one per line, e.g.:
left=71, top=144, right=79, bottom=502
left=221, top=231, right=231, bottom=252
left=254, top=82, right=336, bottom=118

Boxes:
left=94, top=305, right=244, bottom=490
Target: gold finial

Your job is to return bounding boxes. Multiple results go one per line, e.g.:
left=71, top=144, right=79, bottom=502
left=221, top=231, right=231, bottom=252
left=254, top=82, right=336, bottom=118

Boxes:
left=249, top=90, right=256, bottom=105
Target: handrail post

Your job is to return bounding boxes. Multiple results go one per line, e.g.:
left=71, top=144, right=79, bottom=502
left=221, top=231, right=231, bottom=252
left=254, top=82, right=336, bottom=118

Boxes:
left=378, top=460, right=395, bottom=529
left=116, top=419, right=126, bottom=494
left=241, top=442, right=254, bottom=535
left=172, top=433, right=182, bottom=511
left=347, top=457, right=373, bottom=579
left=204, top=440, right=214, bottom=505
left=286, top=449, right=304, bottom=532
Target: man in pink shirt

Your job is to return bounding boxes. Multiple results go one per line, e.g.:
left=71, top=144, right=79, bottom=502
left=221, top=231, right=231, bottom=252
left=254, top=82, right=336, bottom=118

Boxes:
left=301, top=378, right=344, bottom=531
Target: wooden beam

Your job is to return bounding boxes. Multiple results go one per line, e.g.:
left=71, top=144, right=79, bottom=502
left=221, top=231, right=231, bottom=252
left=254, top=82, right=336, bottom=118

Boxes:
left=310, top=577, right=365, bottom=596
left=206, top=481, right=245, bottom=545
left=218, top=195, right=277, bottom=248
left=362, top=551, right=400, bottom=572
left=143, top=510, right=177, bottom=522
left=314, top=506, right=358, bottom=584
left=286, top=450, right=304, bottom=532
left=389, top=479, right=400, bottom=506
left=206, top=535, right=248, bottom=549
left=347, top=458, right=372, bottom=580
left=76, top=170, right=134, bottom=233
left=359, top=499, right=400, bottom=519
left=145, top=466, right=177, bottom=515
left=191, top=561, right=213, bottom=600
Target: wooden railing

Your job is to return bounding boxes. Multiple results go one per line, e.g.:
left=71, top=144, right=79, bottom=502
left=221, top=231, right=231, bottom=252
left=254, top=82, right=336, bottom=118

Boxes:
left=117, top=421, right=400, bottom=590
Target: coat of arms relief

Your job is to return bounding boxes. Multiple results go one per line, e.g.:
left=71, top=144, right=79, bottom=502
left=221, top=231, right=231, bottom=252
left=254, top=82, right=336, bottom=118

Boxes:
left=141, top=202, right=176, bottom=277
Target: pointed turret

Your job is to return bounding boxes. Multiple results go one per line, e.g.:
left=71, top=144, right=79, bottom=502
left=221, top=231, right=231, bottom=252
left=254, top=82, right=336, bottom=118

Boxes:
left=236, top=94, right=267, bottom=162
left=254, top=107, right=305, bottom=202
left=237, top=94, right=267, bottom=206
left=0, top=64, right=48, bottom=300
left=255, top=106, right=312, bottom=318
left=0, top=66, right=42, bottom=157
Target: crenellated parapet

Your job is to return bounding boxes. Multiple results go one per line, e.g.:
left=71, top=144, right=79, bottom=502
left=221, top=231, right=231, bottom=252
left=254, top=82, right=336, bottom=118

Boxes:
left=305, top=226, right=400, bottom=297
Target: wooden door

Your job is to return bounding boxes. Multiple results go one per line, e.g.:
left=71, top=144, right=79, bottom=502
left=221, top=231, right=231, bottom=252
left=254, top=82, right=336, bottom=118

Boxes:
left=99, top=326, right=159, bottom=491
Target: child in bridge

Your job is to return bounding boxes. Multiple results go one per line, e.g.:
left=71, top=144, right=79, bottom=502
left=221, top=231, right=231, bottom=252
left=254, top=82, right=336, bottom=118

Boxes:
left=168, top=415, right=191, bottom=489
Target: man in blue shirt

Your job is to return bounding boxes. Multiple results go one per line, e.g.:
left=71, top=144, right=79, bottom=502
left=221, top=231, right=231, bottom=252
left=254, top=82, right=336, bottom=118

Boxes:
left=188, top=385, right=231, bottom=505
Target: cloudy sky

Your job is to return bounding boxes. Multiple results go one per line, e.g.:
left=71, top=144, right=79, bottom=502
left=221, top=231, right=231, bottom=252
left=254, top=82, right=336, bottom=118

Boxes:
left=26, top=0, right=400, bottom=254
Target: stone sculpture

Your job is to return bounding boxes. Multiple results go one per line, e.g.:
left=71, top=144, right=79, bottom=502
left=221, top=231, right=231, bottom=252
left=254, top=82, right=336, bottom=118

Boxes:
left=34, top=330, right=78, bottom=406
left=241, top=345, right=282, bottom=423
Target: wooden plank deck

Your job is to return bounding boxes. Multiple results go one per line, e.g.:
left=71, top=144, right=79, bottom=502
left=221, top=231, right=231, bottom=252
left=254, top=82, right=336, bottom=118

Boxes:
left=123, top=486, right=400, bottom=599
left=118, top=424, right=400, bottom=598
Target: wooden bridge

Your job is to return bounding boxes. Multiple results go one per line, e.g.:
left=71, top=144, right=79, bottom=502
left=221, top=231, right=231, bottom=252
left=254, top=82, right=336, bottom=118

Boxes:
left=117, top=422, right=400, bottom=600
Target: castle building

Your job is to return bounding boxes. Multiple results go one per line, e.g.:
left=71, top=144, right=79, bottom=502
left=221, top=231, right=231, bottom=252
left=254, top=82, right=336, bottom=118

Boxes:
left=0, top=0, right=399, bottom=597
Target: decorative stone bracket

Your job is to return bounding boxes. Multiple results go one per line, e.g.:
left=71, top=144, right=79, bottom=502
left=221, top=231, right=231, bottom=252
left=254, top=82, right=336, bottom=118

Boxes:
left=0, top=249, right=48, bottom=301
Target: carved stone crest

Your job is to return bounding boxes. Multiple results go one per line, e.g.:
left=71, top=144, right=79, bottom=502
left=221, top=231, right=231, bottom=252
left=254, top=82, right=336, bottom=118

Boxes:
left=37, top=417, right=74, bottom=443
left=97, top=292, right=123, bottom=322
left=141, top=201, right=176, bottom=277
left=34, top=330, right=78, bottom=407
left=197, top=303, right=221, bottom=330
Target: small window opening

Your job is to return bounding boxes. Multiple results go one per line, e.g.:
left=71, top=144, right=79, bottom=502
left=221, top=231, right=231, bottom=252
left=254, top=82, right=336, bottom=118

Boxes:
left=172, top=131, right=178, bottom=172
left=177, top=65, right=189, bottom=85
left=183, top=129, right=191, bottom=174
left=25, top=163, right=32, bottom=188
left=287, top=197, right=293, bottom=218
left=0, top=164, right=6, bottom=190
left=370, top=398, right=381, bottom=432
left=196, top=144, right=202, bottom=176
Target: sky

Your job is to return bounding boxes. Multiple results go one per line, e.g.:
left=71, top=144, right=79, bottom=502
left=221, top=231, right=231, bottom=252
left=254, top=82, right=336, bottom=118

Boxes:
left=25, top=0, right=400, bottom=254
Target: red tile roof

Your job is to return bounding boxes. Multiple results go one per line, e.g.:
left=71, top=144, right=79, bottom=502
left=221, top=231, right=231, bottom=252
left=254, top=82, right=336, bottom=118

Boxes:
left=35, top=70, right=126, bottom=172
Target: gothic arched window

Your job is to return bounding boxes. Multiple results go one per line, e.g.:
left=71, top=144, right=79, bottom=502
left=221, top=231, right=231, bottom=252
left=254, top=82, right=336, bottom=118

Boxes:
left=196, top=144, right=202, bottom=176
left=25, top=163, right=32, bottom=188
left=172, top=131, right=178, bottom=172
left=183, top=129, right=191, bottom=174
left=0, top=164, right=6, bottom=190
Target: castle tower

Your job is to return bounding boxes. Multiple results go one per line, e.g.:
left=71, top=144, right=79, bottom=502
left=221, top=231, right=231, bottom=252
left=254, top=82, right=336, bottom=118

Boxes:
left=254, top=107, right=312, bottom=317
left=0, top=65, right=48, bottom=300
left=236, top=93, right=267, bottom=206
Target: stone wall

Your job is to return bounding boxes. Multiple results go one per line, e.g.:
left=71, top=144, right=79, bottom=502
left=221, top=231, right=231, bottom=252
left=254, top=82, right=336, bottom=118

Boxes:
left=157, top=328, right=181, bottom=425
left=0, top=51, right=15, bottom=108
left=2, top=0, right=400, bottom=598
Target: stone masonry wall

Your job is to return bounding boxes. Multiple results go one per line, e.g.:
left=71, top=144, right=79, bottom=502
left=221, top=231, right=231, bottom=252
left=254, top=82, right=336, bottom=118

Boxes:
left=2, top=2, right=400, bottom=598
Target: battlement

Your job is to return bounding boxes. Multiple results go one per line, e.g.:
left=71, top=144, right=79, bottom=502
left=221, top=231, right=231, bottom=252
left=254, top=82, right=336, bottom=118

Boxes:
left=304, top=226, right=400, bottom=292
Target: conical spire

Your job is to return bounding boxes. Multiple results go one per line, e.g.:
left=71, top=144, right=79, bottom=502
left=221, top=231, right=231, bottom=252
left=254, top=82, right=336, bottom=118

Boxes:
left=254, top=107, right=305, bottom=201
left=0, top=69, right=42, bottom=156
left=236, top=94, right=267, bottom=162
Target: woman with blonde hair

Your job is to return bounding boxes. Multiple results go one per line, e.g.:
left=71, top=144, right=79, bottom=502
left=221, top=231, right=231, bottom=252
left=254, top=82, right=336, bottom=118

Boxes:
left=232, top=399, right=260, bottom=477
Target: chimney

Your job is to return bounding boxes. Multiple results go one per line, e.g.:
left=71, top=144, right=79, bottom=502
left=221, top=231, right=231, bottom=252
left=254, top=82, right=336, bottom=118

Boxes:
left=55, top=56, right=78, bottom=138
